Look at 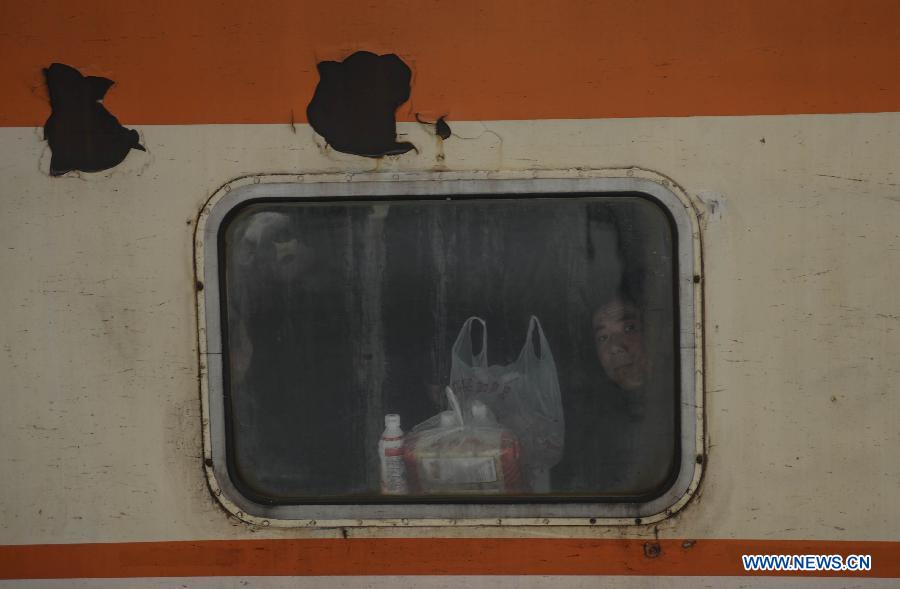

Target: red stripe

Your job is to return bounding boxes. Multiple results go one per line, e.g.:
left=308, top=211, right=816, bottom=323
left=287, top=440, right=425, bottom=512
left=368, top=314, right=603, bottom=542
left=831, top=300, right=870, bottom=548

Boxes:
left=0, top=539, right=897, bottom=579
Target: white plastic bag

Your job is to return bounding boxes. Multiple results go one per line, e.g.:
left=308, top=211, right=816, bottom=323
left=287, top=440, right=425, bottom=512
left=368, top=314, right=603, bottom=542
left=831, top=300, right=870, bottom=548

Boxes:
left=449, top=316, right=565, bottom=492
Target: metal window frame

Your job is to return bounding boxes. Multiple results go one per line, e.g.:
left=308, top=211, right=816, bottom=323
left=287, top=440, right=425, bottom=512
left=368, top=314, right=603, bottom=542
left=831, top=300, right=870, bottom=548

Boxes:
left=195, top=170, right=704, bottom=527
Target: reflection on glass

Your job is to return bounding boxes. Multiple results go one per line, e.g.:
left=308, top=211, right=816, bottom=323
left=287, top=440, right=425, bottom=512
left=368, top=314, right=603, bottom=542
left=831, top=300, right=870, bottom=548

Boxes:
left=221, top=195, right=677, bottom=502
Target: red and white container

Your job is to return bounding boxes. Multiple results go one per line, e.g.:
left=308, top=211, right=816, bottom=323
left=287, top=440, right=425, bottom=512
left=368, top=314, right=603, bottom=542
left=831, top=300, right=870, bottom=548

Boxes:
left=378, top=413, right=409, bottom=495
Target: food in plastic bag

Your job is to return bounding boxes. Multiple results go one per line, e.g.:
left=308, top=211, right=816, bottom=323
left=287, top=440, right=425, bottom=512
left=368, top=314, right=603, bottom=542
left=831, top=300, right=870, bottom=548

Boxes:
left=449, top=316, right=565, bottom=492
left=404, top=388, right=522, bottom=494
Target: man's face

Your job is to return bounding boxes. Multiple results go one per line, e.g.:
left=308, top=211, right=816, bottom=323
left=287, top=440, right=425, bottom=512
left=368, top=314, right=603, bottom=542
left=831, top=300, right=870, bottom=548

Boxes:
left=593, top=300, right=647, bottom=391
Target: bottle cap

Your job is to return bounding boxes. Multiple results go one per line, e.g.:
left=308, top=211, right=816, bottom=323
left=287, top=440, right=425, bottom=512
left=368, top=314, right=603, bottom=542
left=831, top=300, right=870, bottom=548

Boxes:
left=385, top=414, right=401, bottom=428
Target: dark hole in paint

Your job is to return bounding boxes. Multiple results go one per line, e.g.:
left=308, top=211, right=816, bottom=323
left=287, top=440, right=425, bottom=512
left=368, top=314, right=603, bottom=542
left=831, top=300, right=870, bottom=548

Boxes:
left=416, top=113, right=452, bottom=140
left=306, top=51, right=415, bottom=158
left=42, top=63, right=145, bottom=176
left=435, top=116, right=451, bottom=140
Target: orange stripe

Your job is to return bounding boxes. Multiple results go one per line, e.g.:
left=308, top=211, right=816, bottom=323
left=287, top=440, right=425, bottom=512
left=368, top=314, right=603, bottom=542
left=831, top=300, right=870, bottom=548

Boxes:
left=0, top=539, right=898, bottom=579
left=2, top=0, right=900, bottom=125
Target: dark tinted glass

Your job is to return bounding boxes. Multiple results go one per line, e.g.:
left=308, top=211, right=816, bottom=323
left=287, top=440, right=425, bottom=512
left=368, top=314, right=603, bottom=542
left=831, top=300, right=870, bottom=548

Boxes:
left=221, top=195, right=677, bottom=503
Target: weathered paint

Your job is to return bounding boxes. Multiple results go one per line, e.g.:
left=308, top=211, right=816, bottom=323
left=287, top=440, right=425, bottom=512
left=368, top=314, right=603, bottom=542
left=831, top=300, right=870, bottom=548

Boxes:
left=417, top=114, right=452, bottom=141
left=0, top=539, right=898, bottom=578
left=3, top=1, right=900, bottom=125
left=1, top=115, right=898, bottom=549
left=43, top=63, right=145, bottom=175
left=307, top=51, right=415, bottom=157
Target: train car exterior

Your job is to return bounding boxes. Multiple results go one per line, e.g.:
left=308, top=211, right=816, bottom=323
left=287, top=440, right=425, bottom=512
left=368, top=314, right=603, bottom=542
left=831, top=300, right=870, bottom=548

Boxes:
left=1, top=1, right=899, bottom=587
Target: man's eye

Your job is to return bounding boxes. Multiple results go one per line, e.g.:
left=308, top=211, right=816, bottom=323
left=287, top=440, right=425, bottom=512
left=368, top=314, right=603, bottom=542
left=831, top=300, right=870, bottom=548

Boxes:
left=597, top=334, right=609, bottom=343
left=624, top=323, right=637, bottom=333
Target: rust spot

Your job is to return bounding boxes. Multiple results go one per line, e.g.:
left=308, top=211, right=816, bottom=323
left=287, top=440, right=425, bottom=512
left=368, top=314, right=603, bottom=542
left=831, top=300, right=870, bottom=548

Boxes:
left=682, top=540, right=696, bottom=549
left=643, top=542, right=661, bottom=558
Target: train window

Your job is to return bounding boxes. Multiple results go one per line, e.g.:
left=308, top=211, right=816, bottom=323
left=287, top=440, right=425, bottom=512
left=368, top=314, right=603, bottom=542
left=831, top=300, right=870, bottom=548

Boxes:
left=197, top=176, right=701, bottom=524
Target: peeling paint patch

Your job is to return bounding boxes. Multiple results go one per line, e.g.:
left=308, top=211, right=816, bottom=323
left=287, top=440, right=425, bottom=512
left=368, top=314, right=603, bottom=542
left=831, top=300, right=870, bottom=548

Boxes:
left=416, top=113, right=452, bottom=140
left=695, top=190, right=726, bottom=228
left=307, top=51, right=415, bottom=158
left=435, top=117, right=452, bottom=140
left=43, top=63, right=145, bottom=176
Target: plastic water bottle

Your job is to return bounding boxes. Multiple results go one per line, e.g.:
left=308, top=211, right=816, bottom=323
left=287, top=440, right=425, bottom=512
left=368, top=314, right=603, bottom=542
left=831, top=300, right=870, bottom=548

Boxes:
left=378, top=414, right=408, bottom=495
